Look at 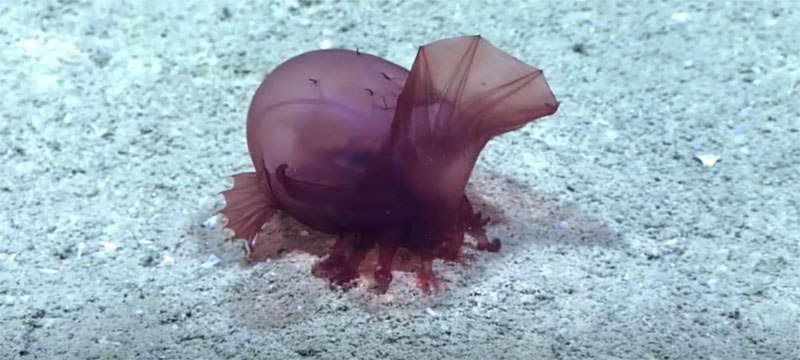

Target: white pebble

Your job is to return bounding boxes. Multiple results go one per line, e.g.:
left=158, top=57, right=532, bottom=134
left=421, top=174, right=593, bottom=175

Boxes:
left=696, top=154, right=720, bottom=167
left=76, top=242, right=85, bottom=259
left=671, top=12, right=690, bottom=23
left=706, top=278, right=718, bottom=290
left=201, top=254, right=221, bottom=268
left=202, top=215, right=218, bottom=228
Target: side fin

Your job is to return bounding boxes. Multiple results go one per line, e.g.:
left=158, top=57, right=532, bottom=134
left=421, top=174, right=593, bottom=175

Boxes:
left=219, top=171, right=277, bottom=249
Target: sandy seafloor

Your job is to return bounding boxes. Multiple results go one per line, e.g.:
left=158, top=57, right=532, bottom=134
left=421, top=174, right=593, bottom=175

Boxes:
left=1, top=0, right=799, bottom=359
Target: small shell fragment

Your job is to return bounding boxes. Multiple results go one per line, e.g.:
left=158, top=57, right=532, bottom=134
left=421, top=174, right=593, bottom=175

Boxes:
left=99, top=241, right=117, bottom=250
left=671, top=12, right=690, bottom=22
left=695, top=154, right=719, bottom=167
left=201, top=215, right=218, bottom=228
left=76, top=242, right=85, bottom=259
left=201, top=254, right=221, bottom=268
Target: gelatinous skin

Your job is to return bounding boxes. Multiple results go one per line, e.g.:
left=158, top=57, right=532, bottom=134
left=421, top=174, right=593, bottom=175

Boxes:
left=220, top=35, right=559, bottom=293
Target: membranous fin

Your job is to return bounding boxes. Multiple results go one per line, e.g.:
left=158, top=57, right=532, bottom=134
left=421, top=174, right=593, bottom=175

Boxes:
left=391, top=35, right=559, bottom=144
left=219, top=171, right=277, bottom=244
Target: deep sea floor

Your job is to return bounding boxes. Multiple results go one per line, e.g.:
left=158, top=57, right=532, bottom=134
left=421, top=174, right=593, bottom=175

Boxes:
left=1, top=1, right=798, bottom=359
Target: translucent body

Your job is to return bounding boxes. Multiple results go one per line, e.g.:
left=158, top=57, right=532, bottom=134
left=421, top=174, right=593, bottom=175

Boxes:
left=245, top=49, right=408, bottom=233
left=221, top=36, right=559, bottom=293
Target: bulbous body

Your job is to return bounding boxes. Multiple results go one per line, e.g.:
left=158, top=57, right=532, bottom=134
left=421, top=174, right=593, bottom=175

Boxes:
left=246, top=49, right=409, bottom=234
left=221, top=36, right=559, bottom=293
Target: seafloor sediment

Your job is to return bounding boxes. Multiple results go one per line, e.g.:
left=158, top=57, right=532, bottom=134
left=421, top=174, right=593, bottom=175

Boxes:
left=1, top=1, right=797, bottom=359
